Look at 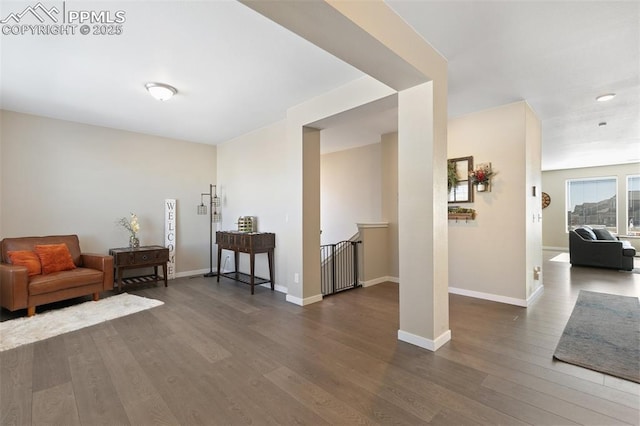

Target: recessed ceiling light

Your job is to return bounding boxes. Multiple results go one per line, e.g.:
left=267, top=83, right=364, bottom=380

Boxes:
left=596, top=93, right=616, bottom=102
left=145, top=82, right=177, bottom=101
left=598, top=122, right=607, bottom=127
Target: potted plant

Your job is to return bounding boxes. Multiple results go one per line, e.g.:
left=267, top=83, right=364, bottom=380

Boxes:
left=469, top=164, right=495, bottom=192
left=447, top=160, right=458, bottom=193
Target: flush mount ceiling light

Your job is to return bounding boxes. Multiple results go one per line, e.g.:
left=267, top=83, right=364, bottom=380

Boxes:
left=145, top=82, right=177, bottom=101
left=596, top=93, right=616, bottom=102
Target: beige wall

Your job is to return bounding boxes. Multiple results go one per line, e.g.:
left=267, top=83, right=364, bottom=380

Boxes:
left=285, top=76, right=396, bottom=305
left=357, top=223, right=389, bottom=284
left=448, top=101, right=542, bottom=305
left=215, top=120, right=290, bottom=290
left=381, top=132, right=399, bottom=279
left=0, top=110, right=216, bottom=275
left=320, top=142, right=382, bottom=245
left=302, top=128, right=322, bottom=299
left=542, top=162, right=640, bottom=250
left=398, top=81, right=450, bottom=350
left=525, top=104, right=543, bottom=299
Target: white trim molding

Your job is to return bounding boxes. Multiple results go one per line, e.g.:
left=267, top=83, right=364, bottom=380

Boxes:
left=398, top=329, right=451, bottom=352
left=356, top=222, right=389, bottom=229
left=449, top=286, right=544, bottom=307
left=527, top=285, right=544, bottom=305
left=286, top=293, right=323, bottom=306
left=260, top=283, right=288, bottom=294
left=543, top=246, right=568, bottom=252
left=176, top=269, right=210, bottom=278
left=361, top=276, right=398, bottom=287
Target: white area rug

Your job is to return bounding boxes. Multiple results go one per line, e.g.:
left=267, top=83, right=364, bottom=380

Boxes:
left=0, top=293, right=163, bottom=352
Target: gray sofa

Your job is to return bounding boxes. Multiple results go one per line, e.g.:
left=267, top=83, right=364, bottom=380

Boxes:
left=569, top=227, right=636, bottom=271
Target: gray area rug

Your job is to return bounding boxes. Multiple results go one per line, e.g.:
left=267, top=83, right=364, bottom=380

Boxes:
left=553, top=290, right=639, bottom=383
left=0, top=293, right=163, bottom=351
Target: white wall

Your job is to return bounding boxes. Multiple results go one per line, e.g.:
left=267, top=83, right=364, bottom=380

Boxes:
left=0, top=110, right=216, bottom=275
left=448, top=101, right=542, bottom=305
left=542, top=162, right=640, bottom=250
left=320, top=142, right=382, bottom=245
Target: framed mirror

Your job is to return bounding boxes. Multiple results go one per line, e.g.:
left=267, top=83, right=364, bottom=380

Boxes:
left=448, top=156, right=474, bottom=203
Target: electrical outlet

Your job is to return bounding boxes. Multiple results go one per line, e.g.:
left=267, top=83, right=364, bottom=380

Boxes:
left=294, top=273, right=299, bottom=283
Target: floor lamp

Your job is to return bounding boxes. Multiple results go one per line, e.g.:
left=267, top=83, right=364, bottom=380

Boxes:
left=197, top=184, right=221, bottom=277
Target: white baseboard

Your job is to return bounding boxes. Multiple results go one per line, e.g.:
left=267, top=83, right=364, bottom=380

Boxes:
left=449, top=287, right=529, bottom=307
left=259, top=283, right=288, bottom=294
left=361, top=276, right=399, bottom=287
left=543, top=246, right=567, bottom=252
left=398, top=329, right=451, bottom=351
left=174, top=268, right=213, bottom=279
left=527, top=285, right=544, bottom=305
left=286, top=293, right=323, bottom=306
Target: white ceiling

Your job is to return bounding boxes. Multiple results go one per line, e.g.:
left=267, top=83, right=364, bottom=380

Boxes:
left=1, top=1, right=638, bottom=170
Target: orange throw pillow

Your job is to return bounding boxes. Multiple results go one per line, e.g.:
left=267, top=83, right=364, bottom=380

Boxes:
left=34, top=243, right=77, bottom=274
left=7, top=250, right=42, bottom=276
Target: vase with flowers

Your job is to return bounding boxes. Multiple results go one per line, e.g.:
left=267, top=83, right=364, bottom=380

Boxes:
left=118, top=213, right=140, bottom=248
left=469, top=164, right=495, bottom=192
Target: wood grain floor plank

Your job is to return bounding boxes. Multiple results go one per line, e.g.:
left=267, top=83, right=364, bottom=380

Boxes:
left=111, top=317, right=236, bottom=424
left=481, top=374, right=630, bottom=426
left=253, top=326, right=438, bottom=424
left=31, top=336, right=72, bottom=392
left=91, top=331, right=180, bottom=425
left=437, top=341, right=638, bottom=425
left=451, top=323, right=638, bottom=405
left=265, top=365, right=378, bottom=425
left=150, top=305, right=232, bottom=363
left=205, top=356, right=331, bottom=425
left=63, top=331, right=131, bottom=425
left=31, top=382, right=80, bottom=426
left=0, top=345, right=33, bottom=426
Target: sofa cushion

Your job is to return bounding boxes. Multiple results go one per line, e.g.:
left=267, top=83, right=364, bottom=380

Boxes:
left=29, top=268, right=103, bottom=296
left=575, top=227, right=597, bottom=240
left=34, top=244, right=77, bottom=274
left=1, top=235, right=82, bottom=266
left=7, top=250, right=42, bottom=276
left=593, top=228, right=617, bottom=240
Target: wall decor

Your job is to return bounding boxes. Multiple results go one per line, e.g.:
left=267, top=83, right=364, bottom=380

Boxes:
left=542, top=192, right=551, bottom=209
left=164, top=199, right=176, bottom=280
left=470, top=162, right=494, bottom=192
left=448, top=206, right=476, bottom=222
left=448, top=156, right=474, bottom=203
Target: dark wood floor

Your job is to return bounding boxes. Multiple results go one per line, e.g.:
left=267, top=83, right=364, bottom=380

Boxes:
left=1, top=251, right=639, bottom=425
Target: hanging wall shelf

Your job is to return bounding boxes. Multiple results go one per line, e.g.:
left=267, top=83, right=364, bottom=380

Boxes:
left=448, top=208, right=476, bottom=222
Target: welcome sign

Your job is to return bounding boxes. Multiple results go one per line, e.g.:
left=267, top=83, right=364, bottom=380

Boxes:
left=165, top=199, right=176, bottom=279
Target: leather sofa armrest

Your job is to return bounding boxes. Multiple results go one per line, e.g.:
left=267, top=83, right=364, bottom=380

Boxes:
left=0, top=263, right=29, bottom=311
left=81, top=253, right=114, bottom=290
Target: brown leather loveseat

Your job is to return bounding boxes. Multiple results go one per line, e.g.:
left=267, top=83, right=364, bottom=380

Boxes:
left=0, top=235, right=113, bottom=316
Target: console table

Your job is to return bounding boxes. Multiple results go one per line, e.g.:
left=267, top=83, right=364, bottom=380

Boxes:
left=216, top=231, right=275, bottom=294
left=109, top=245, right=169, bottom=291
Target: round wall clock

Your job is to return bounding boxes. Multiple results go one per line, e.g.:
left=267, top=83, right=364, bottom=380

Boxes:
left=542, top=192, right=551, bottom=209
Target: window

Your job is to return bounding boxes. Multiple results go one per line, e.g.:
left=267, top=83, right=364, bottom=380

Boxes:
left=448, top=156, right=473, bottom=203
left=627, top=175, right=640, bottom=235
left=566, top=177, right=617, bottom=232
